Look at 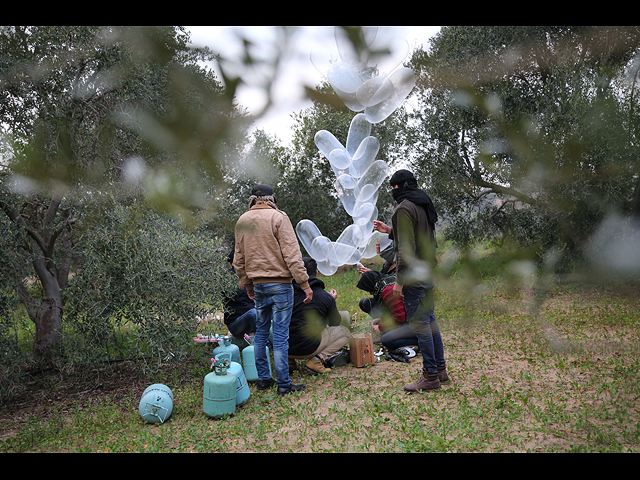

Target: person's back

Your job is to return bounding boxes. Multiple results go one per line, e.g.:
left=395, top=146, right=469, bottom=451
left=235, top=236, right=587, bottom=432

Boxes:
left=288, top=257, right=350, bottom=375
left=289, top=277, right=341, bottom=357
left=234, top=205, right=309, bottom=287
left=233, top=184, right=312, bottom=396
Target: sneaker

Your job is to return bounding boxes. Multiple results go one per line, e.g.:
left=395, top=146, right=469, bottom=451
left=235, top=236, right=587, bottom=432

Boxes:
left=256, top=378, right=276, bottom=390
left=303, top=356, right=331, bottom=375
left=277, top=383, right=306, bottom=396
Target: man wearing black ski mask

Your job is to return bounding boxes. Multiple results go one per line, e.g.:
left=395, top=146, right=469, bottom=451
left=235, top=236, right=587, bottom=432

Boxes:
left=373, top=169, right=448, bottom=392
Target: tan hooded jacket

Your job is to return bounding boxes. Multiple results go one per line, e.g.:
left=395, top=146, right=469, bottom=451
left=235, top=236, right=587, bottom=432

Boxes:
left=233, top=203, right=310, bottom=293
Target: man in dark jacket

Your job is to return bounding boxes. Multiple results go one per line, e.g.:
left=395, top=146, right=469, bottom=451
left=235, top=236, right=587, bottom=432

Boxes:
left=289, top=258, right=350, bottom=375
left=373, top=169, right=448, bottom=392
left=223, top=248, right=256, bottom=339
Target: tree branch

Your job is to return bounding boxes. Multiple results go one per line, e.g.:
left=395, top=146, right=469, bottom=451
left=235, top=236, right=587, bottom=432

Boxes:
left=472, top=177, right=538, bottom=206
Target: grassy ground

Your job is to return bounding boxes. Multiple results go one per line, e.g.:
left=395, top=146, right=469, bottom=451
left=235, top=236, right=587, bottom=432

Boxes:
left=1, top=252, right=639, bottom=452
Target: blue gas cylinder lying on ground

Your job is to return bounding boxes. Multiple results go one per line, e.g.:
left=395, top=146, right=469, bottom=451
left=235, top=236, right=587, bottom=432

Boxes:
left=139, top=383, right=174, bottom=424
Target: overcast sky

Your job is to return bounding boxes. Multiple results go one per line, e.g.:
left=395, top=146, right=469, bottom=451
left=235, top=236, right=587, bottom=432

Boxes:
left=185, top=26, right=440, bottom=145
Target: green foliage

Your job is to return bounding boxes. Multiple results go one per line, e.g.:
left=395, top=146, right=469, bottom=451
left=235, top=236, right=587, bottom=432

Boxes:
left=62, top=200, right=235, bottom=369
left=0, top=25, right=246, bottom=367
left=406, top=26, right=640, bottom=273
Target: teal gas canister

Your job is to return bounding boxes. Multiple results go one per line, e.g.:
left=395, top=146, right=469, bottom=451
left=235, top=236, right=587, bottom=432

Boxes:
left=213, top=334, right=241, bottom=364
left=203, top=358, right=236, bottom=419
left=242, top=334, right=271, bottom=382
left=215, top=352, right=250, bottom=405
left=139, top=383, right=174, bottom=424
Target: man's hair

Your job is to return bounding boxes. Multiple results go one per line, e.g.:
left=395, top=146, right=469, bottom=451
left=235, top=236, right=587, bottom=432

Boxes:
left=302, top=257, right=317, bottom=278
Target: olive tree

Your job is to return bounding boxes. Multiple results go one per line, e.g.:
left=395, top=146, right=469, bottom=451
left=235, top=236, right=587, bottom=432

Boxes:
left=406, top=26, right=640, bottom=273
left=0, top=26, right=244, bottom=366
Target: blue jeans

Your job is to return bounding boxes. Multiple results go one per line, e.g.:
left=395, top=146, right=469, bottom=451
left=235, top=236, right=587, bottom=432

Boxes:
left=403, top=285, right=445, bottom=374
left=380, top=323, right=419, bottom=350
left=227, top=308, right=257, bottom=338
left=253, top=283, right=294, bottom=387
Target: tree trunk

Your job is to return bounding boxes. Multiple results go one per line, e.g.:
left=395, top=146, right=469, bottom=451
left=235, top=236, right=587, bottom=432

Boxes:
left=32, top=296, right=64, bottom=364
left=17, top=270, right=65, bottom=365
left=632, top=180, right=640, bottom=223
left=2, top=194, right=72, bottom=365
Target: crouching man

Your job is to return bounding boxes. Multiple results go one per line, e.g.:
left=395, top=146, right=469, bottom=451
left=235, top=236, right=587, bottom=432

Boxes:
left=288, top=257, right=351, bottom=375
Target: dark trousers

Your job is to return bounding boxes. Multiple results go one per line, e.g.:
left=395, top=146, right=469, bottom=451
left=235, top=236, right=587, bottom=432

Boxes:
left=403, top=285, right=445, bottom=374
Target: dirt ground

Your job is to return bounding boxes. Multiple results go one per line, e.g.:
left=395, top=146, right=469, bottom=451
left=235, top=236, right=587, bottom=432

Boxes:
left=2, top=282, right=639, bottom=452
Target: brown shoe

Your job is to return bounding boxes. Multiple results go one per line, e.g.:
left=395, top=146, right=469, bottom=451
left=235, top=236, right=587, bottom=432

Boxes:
left=437, top=366, right=449, bottom=383
left=304, top=356, right=331, bottom=375
left=404, top=369, right=441, bottom=392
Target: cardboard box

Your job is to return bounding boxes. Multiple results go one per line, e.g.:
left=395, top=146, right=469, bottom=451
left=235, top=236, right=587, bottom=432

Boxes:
left=349, top=332, right=375, bottom=367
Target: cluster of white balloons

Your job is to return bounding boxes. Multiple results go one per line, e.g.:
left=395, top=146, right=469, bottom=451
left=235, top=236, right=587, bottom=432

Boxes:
left=296, top=28, right=416, bottom=276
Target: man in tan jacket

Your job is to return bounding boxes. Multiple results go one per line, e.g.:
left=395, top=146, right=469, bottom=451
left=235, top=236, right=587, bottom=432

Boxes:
left=233, top=184, right=313, bottom=396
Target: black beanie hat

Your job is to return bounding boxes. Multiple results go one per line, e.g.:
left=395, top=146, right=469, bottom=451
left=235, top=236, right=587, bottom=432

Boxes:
left=251, top=184, right=274, bottom=196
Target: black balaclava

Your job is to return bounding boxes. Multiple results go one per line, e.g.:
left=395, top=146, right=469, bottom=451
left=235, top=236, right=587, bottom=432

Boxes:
left=389, top=169, right=438, bottom=230
left=356, top=270, right=383, bottom=294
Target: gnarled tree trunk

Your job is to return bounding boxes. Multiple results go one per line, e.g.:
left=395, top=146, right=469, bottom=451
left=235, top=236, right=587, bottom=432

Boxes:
left=2, top=195, right=73, bottom=365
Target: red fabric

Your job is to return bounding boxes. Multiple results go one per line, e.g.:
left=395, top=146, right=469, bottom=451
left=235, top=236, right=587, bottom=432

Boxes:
left=380, top=284, right=406, bottom=324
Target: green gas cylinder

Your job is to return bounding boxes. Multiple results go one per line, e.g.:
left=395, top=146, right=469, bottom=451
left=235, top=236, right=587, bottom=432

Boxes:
left=203, top=358, right=236, bottom=419
left=215, top=352, right=250, bottom=405
left=213, top=334, right=241, bottom=364
left=242, top=334, right=271, bottom=382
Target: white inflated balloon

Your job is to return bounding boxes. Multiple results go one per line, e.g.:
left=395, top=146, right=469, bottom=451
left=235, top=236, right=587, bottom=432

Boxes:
left=353, top=202, right=377, bottom=227
left=356, top=160, right=388, bottom=201
left=315, top=130, right=346, bottom=159
left=316, top=258, right=339, bottom=276
left=356, top=76, right=394, bottom=108
left=353, top=203, right=377, bottom=243
left=353, top=191, right=379, bottom=214
left=327, top=61, right=363, bottom=94
left=344, top=248, right=363, bottom=265
left=334, top=174, right=358, bottom=215
left=331, top=242, right=358, bottom=265
left=296, top=219, right=322, bottom=256
left=310, top=235, right=332, bottom=262
left=336, top=173, right=358, bottom=189
left=336, top=223, right=364, bottom=248
left=351, top=136, right=379, bottom=178
left=328, top=148, right=352, bottom=177
left=330, top=224, right=364, bottom=264
left=364, top=67, right=416, bottom=124
left=333, top=87, right=365, bottom=112
left=346, top=113, right=372, bottom=156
